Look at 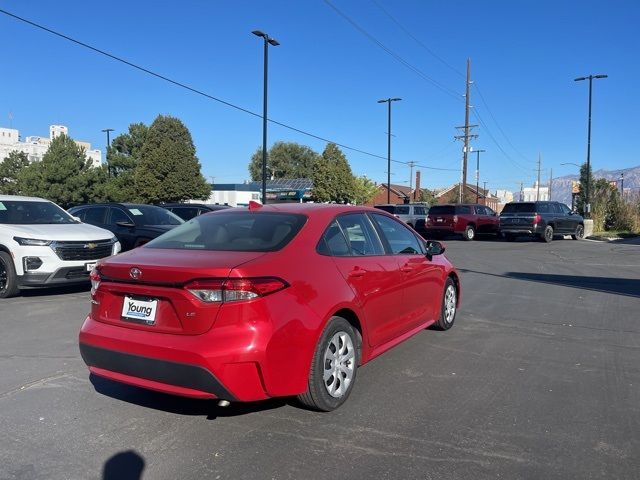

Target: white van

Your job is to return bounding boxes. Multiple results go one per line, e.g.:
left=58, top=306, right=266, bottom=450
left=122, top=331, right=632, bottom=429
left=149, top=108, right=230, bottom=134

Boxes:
left=0, top=195, right=121, bottom=298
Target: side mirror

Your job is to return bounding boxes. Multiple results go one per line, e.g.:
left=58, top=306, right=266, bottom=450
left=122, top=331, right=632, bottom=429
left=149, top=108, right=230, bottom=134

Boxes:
left=425, top=240, right=445, bottom=257
left=72, top=216, right=82, bottom=223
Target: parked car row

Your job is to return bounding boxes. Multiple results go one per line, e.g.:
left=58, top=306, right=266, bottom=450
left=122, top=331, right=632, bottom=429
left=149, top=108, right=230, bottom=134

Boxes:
left=375, top=201, right=585, bottom=244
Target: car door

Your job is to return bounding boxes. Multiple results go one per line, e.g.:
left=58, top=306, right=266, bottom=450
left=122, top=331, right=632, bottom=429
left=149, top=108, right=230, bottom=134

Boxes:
left=558, top=202, right=576, bottom=232
left=473, top=205, right=489, bottom=232
left=321, top=214, right=404, bottom=348
left=484, top=206, right=500, bottom=233
left=370, top=213, right=442, bottom=332
left=81, top=206, right=109, bottom=231
left=549, top=202, right=567, bottom=233
left=108, top=207, right=137, bottom=251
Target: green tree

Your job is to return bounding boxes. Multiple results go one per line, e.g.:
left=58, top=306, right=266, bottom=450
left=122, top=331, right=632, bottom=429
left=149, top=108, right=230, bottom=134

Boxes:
left=249, top=142, right=319, bottom=181
left=418, top=188, right=437, bottom=205
left=352, top=176, right=379, bottom=205
left=311, top=143, right=356, bottom=203
left=17, top=135, right=106, bottom=207
left=575, top=162, right=594, bottom=216
left=133, top=115, right=210, bottom=203
left=0, top=151, right=30, bottom=194
left=104, top=123, right=149, bottom=201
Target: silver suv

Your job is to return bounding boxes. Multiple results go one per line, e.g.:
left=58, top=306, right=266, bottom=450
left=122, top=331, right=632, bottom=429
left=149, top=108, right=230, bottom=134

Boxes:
left=373, top=203, right=429, bottom=229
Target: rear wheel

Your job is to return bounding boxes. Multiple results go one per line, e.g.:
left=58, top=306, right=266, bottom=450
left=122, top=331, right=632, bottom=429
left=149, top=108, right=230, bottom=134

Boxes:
left=572, top=224, right=584, bottom=240
left=0, top=251, right=20, bottom=299
left=542, top=225, right=554, bottom=243
left=297, top=316, right=359, bottom=411
left=463, top=225, right=475, bottom=241
left=435, top=277, right=457, bottom=330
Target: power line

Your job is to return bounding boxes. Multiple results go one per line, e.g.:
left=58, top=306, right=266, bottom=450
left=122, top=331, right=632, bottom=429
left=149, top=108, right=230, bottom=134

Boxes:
left=370, top=0, right=465, bottom=79
left=323, top=0, right=463, bottom=102
left=473, top=83, right=533, bottom=164
left=0, top=7, right=422, bottom=169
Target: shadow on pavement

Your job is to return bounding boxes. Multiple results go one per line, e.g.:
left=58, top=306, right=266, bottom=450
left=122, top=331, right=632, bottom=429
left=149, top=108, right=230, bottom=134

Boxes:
left=90, top=374, right=289, bottom=419
left=20, top=283, right=90, bottom=297
left=103, top=450, right=145, bottom=480
left=459, top=269, right=640, bottom=298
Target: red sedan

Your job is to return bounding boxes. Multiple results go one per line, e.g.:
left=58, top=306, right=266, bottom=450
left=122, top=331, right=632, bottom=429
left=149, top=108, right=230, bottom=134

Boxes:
left=79, top=203, right=460, bottom=411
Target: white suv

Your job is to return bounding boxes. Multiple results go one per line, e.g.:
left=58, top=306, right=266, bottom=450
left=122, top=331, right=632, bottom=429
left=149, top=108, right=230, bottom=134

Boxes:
left=0, top=195, right=121, bottom=298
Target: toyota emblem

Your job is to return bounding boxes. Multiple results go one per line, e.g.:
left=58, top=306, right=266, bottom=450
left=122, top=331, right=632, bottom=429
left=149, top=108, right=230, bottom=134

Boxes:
left=130, top=267, right=142, bottom=280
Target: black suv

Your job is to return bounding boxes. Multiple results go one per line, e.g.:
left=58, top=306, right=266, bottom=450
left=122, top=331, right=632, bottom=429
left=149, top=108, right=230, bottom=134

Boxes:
left=159, top=203, right=230, bottom=221
left=499, top=201, right=584, bottom=243
left=68, top=203, right=183, bottom=251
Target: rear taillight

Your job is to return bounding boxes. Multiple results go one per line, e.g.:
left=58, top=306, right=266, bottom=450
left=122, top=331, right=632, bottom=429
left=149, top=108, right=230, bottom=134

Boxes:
left=533, top=213, right=542, bottom=224
left=90, top=268, right=100, bottom=296
left=453, top=215, right=458, bottom=224
left=186, top=277, right=288, bottom=304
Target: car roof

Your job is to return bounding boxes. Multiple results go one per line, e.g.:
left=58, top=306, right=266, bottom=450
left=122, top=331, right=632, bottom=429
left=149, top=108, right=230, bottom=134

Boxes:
left=70, top=203, right=165, bottom=209
left=0, top=195, right=50, bottom=202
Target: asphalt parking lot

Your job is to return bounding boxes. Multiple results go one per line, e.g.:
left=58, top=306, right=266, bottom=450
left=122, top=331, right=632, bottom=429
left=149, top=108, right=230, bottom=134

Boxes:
left=1, top=237, right=639, bottom=480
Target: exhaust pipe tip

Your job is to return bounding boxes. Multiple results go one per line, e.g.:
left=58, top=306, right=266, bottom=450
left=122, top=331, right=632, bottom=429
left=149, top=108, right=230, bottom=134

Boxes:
left=217, top=399, right=231, bottom=408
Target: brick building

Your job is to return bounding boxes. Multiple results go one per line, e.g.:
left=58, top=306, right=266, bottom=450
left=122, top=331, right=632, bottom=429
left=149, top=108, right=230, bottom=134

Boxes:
left=436, top=183, right=499, bottom=210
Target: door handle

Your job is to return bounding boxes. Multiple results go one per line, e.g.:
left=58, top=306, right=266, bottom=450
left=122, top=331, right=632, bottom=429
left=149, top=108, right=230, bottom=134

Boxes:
left=348, top=268, right=367, bottom=278
left=401, top=266, right=415, bottom=273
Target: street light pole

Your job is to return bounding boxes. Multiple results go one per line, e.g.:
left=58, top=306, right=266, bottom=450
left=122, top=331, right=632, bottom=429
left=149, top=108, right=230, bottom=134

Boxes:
left=252, top=30, right=280, bottom=204
left=378, top=97, right=402, bottom=204
left=474, top=149, right=485, bottom=202
left=101, top=128, right=114, bottom=175
left=574, top=74, right=607, bottom=217
left=620, top=172, right=624, bottom=198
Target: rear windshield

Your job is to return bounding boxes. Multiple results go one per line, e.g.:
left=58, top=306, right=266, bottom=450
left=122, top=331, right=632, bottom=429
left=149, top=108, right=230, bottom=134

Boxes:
left=502, top=203, right=535, bottom=213
left=144, top=212, right=307, bottom=252
left=374, top=205, right=397, bottom=214
left=428, top=205, right=455, bottom=215
left=0, top=200, right=76, bottom=225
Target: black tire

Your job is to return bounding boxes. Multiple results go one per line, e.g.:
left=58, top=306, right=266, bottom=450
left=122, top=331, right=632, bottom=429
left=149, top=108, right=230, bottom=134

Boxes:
left=434, top=277, right=457, bottom=331
left=463, top=225, right=476, bottom=241
left=504, top=233, right=516, bottom=242
left=0, top=251, right=20, bottom=299
left=572, top=224, right=584, bottom=240
left=297, top=316, right=359, bottom=412
left=541, top=225, right=554, bottom=243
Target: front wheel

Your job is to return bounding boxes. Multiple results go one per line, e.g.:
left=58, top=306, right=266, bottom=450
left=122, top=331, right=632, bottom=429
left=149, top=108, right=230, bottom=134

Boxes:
left=297, top=317, right=359, bottom=411
left=0, top=251, right=20, bottom=299
left=434, top=277, right=457, bottom=330
left=572, top=224, right=584, bottom=240
left=463, top=225, right=475, bottom=241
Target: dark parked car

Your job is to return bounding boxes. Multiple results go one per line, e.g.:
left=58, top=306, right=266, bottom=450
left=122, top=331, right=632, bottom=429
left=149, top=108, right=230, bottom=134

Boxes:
left=160, top=203, right=230, bottom=221
left=499, top=201, right=584, bottom=242
left=422, top=204, right=500, bottom=240
left=68, top=203, right=183, bottom=251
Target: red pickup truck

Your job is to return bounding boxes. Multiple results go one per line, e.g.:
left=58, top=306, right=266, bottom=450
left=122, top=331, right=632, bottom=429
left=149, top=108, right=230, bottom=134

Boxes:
left=422, top=204, right=500, bottom=240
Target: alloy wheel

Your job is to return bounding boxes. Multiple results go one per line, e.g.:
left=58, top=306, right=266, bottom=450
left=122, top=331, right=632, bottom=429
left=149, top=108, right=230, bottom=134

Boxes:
left=444, top=284, right=456, bottom=323
left=0, top=260, right=7, bottom=292
left=576, top=225, right=584, bottom=239
left=323, top=331, right=355, bottom=398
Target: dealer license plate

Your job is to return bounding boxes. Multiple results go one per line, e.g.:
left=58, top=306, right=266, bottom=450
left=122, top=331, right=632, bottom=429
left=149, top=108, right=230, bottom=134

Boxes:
left=85, top=262, right=96, bottom=272
left=121, top=296, right=158, bottom=324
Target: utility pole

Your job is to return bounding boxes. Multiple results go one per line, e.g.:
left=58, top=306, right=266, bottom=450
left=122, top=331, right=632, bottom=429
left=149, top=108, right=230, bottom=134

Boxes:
left=520, top=182, right=524, bottom=202
left=473, top=149, right=485, bottom=202
left=620, top=172, right=624, bottom=198
left=483, top=181, right=487, bottom=202
left=536, top=154, right=542, bottom=201
left=407, top=161, right=417, bottom=193
left=101, top=128, right=114, bottom=176
left=548, top=168, right=553, bottom=201
left=453, top=59, right=477, bottom=204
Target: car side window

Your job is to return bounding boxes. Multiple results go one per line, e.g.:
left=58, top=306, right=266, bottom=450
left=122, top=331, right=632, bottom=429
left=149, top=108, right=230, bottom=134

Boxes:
left=537, top=203, right=550, bottom=213
left=457, top=206, right=471, bottom=214
left=559, top=203, right=572, bottom=215
left=72, top=208, right=86, bottom=221
left=336, top=214, right=385, bottom=256
left=84, top=206, right=107, bottom=224
left=414, top=206, right=426, bottom=215
left=475, top=206, right=487, bottom=215
left=110, top=207, right=133, bottom=225
left=485, top=207, right=495, bottom=216
left=395, top=206, right=410, bottom=215
left=370, top=214, right=423, bottom=255
left=317, top=220, right=351, bottom=256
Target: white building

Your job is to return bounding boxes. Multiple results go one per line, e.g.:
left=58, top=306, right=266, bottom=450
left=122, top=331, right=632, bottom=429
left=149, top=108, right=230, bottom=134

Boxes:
left=521, top=181, right=549, bottom=202
left=0, top=125, right=102, bottom=167
left=495, top=189, right=514, bottom=204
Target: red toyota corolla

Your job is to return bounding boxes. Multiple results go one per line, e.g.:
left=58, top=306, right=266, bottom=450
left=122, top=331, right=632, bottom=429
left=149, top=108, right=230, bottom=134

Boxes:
left=79, top=203, right=460, bottom=411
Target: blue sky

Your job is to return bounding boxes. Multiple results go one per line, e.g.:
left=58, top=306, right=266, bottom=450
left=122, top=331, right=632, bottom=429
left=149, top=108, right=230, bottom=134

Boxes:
left=0, top=0, right=637, bottom=193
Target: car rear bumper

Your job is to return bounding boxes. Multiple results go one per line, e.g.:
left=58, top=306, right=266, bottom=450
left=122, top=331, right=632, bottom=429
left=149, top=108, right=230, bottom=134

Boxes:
left=500, top=225, right=540, bottom=235
left=78, top=313, right=299, bottom=402
left=80, top=343, right=236, bottom=400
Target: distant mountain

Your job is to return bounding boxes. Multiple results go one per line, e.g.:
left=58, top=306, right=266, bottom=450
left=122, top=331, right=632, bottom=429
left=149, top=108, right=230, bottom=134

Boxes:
left=550, top=165, right=640, bottom=206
